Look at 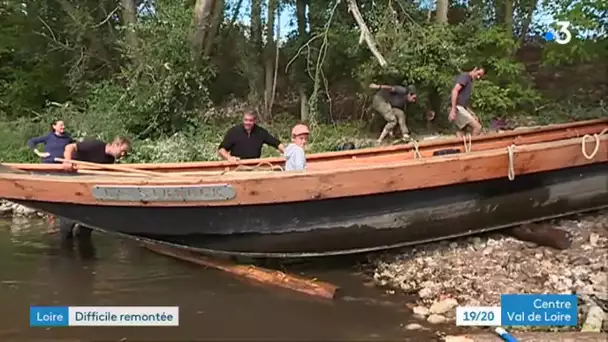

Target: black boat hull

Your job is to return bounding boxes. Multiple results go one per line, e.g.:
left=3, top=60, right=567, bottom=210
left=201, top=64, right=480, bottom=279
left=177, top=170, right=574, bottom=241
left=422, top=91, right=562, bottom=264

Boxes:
left=12, top=163, right=608, bottom=258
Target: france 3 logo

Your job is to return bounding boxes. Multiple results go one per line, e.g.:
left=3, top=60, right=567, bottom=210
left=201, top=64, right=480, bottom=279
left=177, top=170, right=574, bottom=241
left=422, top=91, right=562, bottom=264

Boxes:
left=544, top=21, right=572, bottom=45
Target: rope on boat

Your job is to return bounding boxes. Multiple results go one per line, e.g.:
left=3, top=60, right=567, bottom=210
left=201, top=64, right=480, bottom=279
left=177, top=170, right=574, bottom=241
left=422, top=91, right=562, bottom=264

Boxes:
left=411, top=140, right=422, bottom=159
left=507, top=144, right=516, bottom=181
left=223, top=162, right=284, bottom=174
left=581, top=127, right=607, bottom=160
left=463, top=133, right=472, bottom=153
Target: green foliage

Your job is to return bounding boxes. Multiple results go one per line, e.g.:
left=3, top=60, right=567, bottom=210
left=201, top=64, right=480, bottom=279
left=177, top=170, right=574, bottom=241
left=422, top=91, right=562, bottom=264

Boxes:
left=0, top=0, right=606, bottom=164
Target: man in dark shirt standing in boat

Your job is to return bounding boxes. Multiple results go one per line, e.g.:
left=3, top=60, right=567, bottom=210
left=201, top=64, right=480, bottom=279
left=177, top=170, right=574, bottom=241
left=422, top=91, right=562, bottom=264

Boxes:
left=61, top=135, right=131, bottom=169
left=218, top=111, right=285, bottom=162
left=58, top=136, right=132, bottom=240
left=369, top=83, right=418, bottom=144
left=449, top=66, right=485, bottom=137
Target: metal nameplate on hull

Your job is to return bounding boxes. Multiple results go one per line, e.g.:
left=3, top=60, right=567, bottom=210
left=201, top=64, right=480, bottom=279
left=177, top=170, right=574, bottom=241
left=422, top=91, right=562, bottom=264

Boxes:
left=92, top=184, right=236, bottom=202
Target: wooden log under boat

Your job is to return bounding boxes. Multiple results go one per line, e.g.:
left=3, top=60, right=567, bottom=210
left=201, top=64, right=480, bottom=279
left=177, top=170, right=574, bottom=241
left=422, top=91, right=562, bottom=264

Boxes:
left=0, top=126, right=606, bottom=258
left=4, top=118, right=608, bottom=174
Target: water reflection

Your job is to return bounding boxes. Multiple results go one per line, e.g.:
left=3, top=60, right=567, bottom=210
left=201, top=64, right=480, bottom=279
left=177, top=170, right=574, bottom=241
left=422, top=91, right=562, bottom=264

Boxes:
left=0, top=217, right=442, bottom=341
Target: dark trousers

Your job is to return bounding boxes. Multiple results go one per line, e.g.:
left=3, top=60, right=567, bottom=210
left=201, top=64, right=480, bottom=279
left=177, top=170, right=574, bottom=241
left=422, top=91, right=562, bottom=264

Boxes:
left=58, top=217, right=92, bottom=239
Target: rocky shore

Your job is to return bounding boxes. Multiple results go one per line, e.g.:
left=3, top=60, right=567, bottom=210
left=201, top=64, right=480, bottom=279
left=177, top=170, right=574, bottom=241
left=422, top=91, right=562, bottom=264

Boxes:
left=0, top=200, right=42, bottom=217
left=373, top=211, right=608, bottom=334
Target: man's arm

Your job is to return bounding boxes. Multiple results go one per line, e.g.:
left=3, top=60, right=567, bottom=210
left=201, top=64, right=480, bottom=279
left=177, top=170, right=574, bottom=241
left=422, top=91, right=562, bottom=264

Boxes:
left=262, top=129, right=284, bottom=153
left=449, top=83, right=464, bottom=121
left=61, top=143, right=78, bottom=170
left=217, top=129, right=238, bottom=162
left=392, top=86, right=408, bottom=95
left=369, top=83, right=396, bottom=92
left=218, top=148, right=235, bottom=161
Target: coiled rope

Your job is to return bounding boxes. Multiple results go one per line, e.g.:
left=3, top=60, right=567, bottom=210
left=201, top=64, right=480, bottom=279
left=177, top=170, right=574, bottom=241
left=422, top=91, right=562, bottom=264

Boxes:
left=581, top=127, right=607, bottom=160
left=507, top=144, right=516, bottom=181
left=462, top=133, right=472, bottom=153
left=411, top=140, right=422, bottom=159
left=223, top=162, right=284, bottom=175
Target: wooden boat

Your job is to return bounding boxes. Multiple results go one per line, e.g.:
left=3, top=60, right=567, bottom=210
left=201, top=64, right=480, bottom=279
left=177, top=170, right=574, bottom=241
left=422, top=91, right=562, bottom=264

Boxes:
left=0, top=119, right=607, bottom=258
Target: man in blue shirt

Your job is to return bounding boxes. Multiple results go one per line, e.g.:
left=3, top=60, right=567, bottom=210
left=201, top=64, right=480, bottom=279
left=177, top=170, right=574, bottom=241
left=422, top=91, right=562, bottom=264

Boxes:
left=449, top=66, right=485, bottom=137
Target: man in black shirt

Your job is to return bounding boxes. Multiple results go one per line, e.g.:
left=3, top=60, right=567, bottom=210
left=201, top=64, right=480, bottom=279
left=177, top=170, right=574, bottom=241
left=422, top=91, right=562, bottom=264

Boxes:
left=62, top=135, right=131, bottom=169
left=449, top=66, right=485, bottom=137
left=58, top=135, right=131, bottom=239
left=218, top=111, right=285, bottom=162
left=369, top=83, right=418, bottom=144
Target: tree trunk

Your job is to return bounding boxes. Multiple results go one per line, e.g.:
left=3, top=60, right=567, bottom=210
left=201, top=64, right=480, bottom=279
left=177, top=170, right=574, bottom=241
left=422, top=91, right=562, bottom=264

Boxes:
left=515, top=0, right=535, bottom=49
left=504, top=0, right=514, bottom=37
left=296, top=0, right=309, bottom=122
left=494, top=0, right=505, bottom=24
left=436, top=0, right=448, bottom=24
left=247, top=0, right=264, bottom=116
left=120, top=0, right=138, bottom=60
left=190, top=0, right=215, bottom=59
left=224, top=0, right=244, bottom=39
left=250, top=0, right=262, bottom=56
left=263, top=0, right=277, bottom=118
left=203, top=0, right=224, bottom=57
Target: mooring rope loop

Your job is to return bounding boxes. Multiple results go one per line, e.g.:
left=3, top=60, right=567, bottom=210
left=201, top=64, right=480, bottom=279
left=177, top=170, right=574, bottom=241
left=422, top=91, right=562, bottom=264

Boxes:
left=507, top=144, right=516, bottom=181
left=223, top=162, right=284, bottom=175
left=581, top=127, right=607, bottom=160
left=463, top=133, right=472, bottom=153
left=411, top=140, right=422, bottom=159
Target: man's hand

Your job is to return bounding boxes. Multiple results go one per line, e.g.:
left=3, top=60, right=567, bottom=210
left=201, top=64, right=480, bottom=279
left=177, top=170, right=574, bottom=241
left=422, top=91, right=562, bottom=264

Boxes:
left=62, top=161, right=75, bottom=171
left=448, top=108, right=457, bottom=122
left=227, top=156, right=240, bottom=163
left=369, top=83, right=379, bottom=89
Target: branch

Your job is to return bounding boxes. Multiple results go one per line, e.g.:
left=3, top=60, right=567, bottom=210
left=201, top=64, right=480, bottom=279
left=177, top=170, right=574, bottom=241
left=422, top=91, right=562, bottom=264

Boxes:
left=345, top=0, right=387, bottom=67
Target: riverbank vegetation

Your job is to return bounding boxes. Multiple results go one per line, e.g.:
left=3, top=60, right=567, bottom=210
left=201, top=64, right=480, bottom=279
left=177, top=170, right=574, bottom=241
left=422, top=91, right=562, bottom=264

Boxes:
left=1, top=0, right=606, bottom=163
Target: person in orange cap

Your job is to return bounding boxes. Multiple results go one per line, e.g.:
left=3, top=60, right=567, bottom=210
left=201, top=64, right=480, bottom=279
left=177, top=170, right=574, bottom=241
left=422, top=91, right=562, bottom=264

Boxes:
left=284, top=123, right=309, bottom=171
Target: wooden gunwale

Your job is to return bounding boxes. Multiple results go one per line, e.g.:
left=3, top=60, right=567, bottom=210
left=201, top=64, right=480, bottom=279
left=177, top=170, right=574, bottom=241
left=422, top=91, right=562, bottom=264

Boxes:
left=0, top=135, right=606, bottom=207
left=4, top=118, right=607, bottom=173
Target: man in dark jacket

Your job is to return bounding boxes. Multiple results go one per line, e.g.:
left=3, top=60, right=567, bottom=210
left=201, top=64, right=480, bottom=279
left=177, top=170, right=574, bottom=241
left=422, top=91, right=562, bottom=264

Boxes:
left=218, top=111, right=285, bottom=162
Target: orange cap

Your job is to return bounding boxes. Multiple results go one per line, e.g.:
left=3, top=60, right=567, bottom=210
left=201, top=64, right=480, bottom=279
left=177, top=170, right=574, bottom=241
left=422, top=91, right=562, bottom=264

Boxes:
left=291, top=124, right=310, bottom=136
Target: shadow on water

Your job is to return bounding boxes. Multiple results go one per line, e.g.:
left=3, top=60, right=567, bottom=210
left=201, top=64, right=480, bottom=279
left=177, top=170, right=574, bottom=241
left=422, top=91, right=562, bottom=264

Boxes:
left=0, top=217, right=447, bottom=341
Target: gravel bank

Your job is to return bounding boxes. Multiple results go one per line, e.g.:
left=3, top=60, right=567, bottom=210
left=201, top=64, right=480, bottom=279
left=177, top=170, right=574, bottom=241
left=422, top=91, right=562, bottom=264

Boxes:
left=373, top=211, right=608, bottom=332
left=0, top=200, right=42, bottom=217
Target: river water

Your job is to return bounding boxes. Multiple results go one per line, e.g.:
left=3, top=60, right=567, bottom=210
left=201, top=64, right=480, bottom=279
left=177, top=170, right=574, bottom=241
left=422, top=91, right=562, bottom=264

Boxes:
left=0, top=217, right=441, bottom=341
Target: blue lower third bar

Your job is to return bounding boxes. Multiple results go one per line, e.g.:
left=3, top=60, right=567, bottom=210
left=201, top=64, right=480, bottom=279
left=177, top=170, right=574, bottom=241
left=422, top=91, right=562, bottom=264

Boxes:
left=30, top=306, right=69, bottom=327
left=501, top=294, right=578, bottom=326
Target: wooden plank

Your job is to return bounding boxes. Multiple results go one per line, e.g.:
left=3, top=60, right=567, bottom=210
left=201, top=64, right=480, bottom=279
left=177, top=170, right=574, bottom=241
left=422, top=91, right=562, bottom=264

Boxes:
left=144, top=243, right=338, bottom=300
left=0, top=136, right=606, bottom=206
